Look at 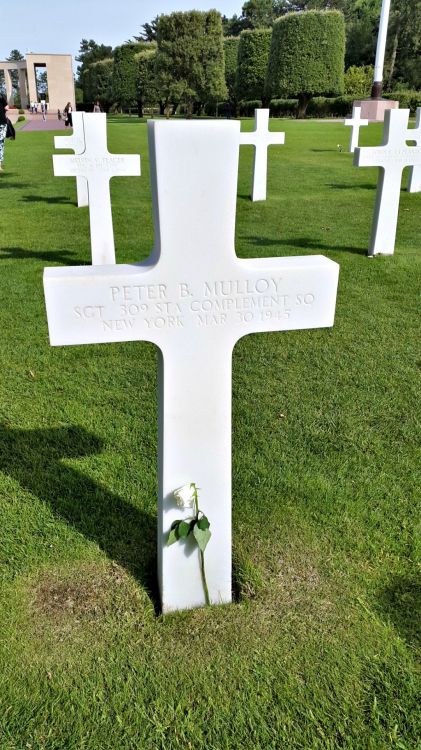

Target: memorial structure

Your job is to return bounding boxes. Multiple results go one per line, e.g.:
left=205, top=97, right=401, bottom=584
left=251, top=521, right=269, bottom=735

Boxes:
left=43, top=120, right=339, bottom=612
left=0, top=53, right=75, bottom=110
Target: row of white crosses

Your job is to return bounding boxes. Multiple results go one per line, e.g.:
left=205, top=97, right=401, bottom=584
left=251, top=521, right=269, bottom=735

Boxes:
left=345, top=105, right=421, bottom=191
left=354, top=108, right=421, bottom=256
left=54, top=112, right=141, bottom=265
left=54, top=109, right=285, bottom=243
left=46, top=117, right=339, bottom=612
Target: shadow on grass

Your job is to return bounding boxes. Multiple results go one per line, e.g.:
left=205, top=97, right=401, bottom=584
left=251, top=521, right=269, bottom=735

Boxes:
left=0, top=246, right=88, bottom=265
left=376, top=575, right=421, bottom=648
left=242, top=235, right=367, bottom=256
left=0, top=176, right=31, bottom=189
left=0, top=423, right=159, bottom=611
left=21, top=194, right=76, bottom=206
left=328, top=183, right=376, bottom=191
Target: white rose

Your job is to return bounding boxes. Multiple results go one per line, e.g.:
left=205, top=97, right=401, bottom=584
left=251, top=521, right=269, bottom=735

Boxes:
left=174, top=483, right=197, bottom=509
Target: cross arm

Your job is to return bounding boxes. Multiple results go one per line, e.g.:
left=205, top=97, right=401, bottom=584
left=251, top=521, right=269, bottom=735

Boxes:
left=52, top=153, right=141, bottom=180
left=239, top=131, right=285, bottom=147
left=232, top=255, right=339, bottom=341
left=354, top=146, right=421, bottom=169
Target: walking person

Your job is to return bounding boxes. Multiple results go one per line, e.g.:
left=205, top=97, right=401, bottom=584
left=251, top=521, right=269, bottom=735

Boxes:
left=64, top=101, right=73, bottom=127
left=0, top=95, right=9, bottom=173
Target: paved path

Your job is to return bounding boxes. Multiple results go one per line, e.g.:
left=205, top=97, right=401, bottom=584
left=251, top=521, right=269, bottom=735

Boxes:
left=20, top=115, right=68, bottom=132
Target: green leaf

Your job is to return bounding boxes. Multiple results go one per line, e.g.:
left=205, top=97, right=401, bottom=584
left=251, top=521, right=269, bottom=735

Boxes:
left=167, top=528, right=178, bottom=546
left=197, top=515, right=210, bottom=530
left=178, top=521, right=191, bottom=539
left=171, top=519, right=182, bottom=531
left=193, top=524, right=211, bottom=552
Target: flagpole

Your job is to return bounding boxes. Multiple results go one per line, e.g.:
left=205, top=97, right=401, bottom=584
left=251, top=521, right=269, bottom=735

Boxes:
left=371, top=0, right=392, bottom=99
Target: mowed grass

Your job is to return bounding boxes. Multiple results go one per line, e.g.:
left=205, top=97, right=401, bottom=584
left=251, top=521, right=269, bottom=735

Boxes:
left=0, top=117, right=420, bottom=750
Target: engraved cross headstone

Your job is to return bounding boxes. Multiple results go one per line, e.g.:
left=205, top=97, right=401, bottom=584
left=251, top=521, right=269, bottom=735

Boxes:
left=53, top=113, right=141, bottom=265
left=344, top=106, right=368, bottom=153
left=354, top=109, right=421, bottom=255
left=408, top=108, right=421, bottom=194
left=54, top=111, right=88, bottom=208
left=240, top=109, right=285, bottom=201
left=44, top=121, right=339, bottom=612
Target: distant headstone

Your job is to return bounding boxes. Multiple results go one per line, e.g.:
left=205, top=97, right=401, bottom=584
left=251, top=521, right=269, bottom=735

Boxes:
left=354, top=109, right=421, bottom=255
left=53, top=113, right=141, bottom=265
left=408, top=108, right=421, bottom=194
left=54, top=111, right=88, bottom=208
left=344, top=106, right=368, bottom=153
left=44, top=121, right=339, bottom=612
left=240, top=109, right=285, bottom=201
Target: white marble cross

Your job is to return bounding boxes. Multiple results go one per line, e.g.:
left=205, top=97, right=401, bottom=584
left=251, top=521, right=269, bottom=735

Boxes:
left=53, top=113, right=141, bottom=265
left=344, top=106, right=368, bottom=153
left=408, top=108, right=421, bottom=193
left=240, top=109, right=285, bottom=201
left=44, top=121, right=339, bottom=613
left=354, top=109, right=421, bottom=255
left=54, top=111, right=89, bottom=208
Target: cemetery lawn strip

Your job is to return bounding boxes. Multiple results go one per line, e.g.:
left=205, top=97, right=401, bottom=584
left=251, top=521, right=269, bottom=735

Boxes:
left=0, top=119, right=419, bottom=750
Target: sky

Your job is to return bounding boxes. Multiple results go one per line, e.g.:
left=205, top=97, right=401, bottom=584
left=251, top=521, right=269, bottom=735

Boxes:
left=1, top=0, right=241, bottom=64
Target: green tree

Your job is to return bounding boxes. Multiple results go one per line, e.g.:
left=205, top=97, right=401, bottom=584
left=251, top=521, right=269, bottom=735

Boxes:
left=387, top=0, right=421, bottom=89
left=135, top=45, right=159, bottom=116
left=82, top=58, right=114, bottom=110
left=224, top=37, right=240, bottom=112
left=76, top=39, right=113, bottom=85
left=236, top=28, right=272, bottom=104
left=344, top=64, right=374, bottom=95
left=267, top=10, right=345, bottom=117
left=112, top=42, right=144, bottom=112
left=156, top=10, right=227, bottom=116
left=135, top=16, right=160, bottom=42
left=242, top=0, right=275, bottom=27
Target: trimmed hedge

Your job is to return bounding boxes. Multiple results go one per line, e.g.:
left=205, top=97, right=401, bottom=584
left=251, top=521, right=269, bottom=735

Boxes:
left=236, top=29, right=272, bottom=104
left=82, top=58, right=114, bottom=110
left=384, top=91, right=421, bottom=112
left=267, top=10, right=345, bottom=117
left=224, top=37, right=240, bottom=107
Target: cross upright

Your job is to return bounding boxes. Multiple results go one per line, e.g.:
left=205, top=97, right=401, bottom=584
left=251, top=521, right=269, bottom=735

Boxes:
left=54, top=111, right=89, bottom=208
left=44, top=120, right=339, bottom=613
left=344, top=106, right=368, bottom=153
left=354, top=109, right=421, bottom=255
left=408, top=108, right=421, bottom=194
left=53, top=113, right=141, bottom=265
left=239, top=109, right=285, bottom=201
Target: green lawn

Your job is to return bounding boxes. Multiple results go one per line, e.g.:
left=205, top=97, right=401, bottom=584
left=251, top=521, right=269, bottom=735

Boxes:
left=0, top=118, right=419, bottom=750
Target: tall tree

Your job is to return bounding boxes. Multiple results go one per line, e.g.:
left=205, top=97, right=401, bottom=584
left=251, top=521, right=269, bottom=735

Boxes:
left=112, top=42, right=144, bottom=112
left=236, top=29, right=272, bottom=103
left=135, top=16, right=160, bottom=42
left=135, top=44, right=159, bottom=116
left=267, top=10, right=345, bottom=117
left=156, top=11, right=227, bottom=116
left=82, top=58, right=114, bottom=110
left=76, top=39, right=113, bottom=85
left=224, top=37, right=241, bottom=112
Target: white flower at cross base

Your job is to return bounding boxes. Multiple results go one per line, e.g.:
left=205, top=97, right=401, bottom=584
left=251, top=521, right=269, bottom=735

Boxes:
left=174, top=483, right=197, bottom=510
